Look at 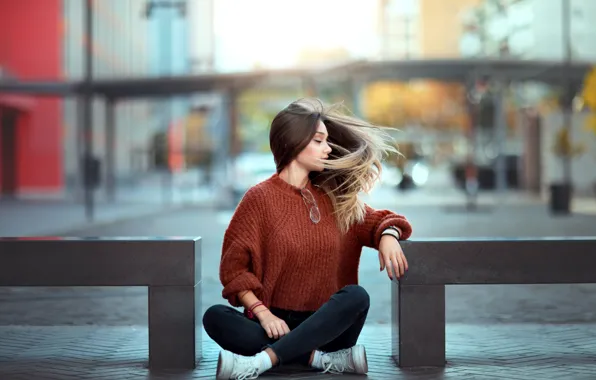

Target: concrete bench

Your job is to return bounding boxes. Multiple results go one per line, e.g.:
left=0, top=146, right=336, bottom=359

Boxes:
left=0, top=237, right=202, bottom=370
left=393, top=238, right=596, bottom=368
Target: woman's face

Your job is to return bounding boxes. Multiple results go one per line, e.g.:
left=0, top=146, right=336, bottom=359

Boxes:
left=295, top=120, right=332, bottom=172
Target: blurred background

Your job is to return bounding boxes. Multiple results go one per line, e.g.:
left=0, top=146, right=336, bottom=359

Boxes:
left=1, top=0, right=596, bottom=328
left=1, top=0, right=596, bottom=226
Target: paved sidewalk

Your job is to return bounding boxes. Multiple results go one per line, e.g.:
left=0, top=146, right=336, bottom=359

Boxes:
left=0, top=199, right=180, bottom=236
left=363, top=186, right=596, bottom=215
left=3, top=204, right=596, bottom=327
left=3, top=184, right=594, bottom=237
left=0, top=186, right=218, bottom=237
left=2, top=195, right=596, bottom=379
left=0, top=324, right=594, bottom=379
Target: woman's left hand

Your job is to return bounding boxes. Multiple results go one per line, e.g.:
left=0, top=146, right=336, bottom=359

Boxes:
left=378, top=235, right=408, bottom=281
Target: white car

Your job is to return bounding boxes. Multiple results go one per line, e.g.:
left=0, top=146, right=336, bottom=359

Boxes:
left=228, top=152, right=277, bottom=196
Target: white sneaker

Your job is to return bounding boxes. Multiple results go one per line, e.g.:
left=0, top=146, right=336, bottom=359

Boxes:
left=216, top=350, right=262, bottom=380
left=319, top=344, right=368, bottom=374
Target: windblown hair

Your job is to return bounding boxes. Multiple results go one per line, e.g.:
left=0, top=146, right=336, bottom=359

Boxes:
left=269, top=98, right=400, bottom=234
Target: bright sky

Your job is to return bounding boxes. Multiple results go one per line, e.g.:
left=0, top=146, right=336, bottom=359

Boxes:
left=212, top=0, right=379, bottom=71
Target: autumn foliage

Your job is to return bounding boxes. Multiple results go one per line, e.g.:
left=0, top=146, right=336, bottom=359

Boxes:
left=581, top=66, right=596, bottom=135
left=361, top=80, right=470, bottom=130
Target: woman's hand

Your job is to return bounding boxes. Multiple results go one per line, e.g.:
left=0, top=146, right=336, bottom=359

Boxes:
left=257, top=310, right=291, bottom=339
left=378, top=235, right=408, bottom=280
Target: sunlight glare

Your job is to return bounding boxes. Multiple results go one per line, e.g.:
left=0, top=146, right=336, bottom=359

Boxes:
left=214, top=0, right=376, bottom=69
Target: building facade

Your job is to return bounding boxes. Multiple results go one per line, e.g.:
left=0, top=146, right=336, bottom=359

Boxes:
left=0, top=0, right=197, bottom=198
left=378, top=0, right=596, bottom=62
left=459, top=0, right=596, bottom=61
left=378, top=0, right=482, bottom=59
left=0, top=0, right=63, bottom=197
left=61, top=0, right=159, bottom=191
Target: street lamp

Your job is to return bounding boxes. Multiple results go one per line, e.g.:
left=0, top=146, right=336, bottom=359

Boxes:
left=561, top=0, right=573, bottom=187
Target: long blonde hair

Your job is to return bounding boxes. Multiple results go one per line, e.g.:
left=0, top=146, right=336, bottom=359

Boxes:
left=269, top=98, right=400, bottom=234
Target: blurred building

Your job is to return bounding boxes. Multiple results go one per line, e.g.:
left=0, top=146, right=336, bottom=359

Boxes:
left=188, top=0, right=215, bottom=73
left=63, top=0, right=191, bottom=193
left=459, top=0, right=596, bottom=61
left=0, top=0, right=197, bottom=198
left=379, top=0, right=596, bottom=62
left=0, top=0, right=63, bottom=198
left=378, top=0, right=482, bottom=59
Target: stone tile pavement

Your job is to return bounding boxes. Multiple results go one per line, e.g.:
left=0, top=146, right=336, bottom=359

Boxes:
left=0, top=184, right=218, bottom=237
left=2, top=191, right=596, bottom=379
left=0, top=199, right=178, bottom=237
left=1, top=324, right=595, bottom=379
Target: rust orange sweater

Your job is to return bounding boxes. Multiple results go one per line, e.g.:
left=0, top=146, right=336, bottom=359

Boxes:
left=219, top=173, right=412, bottom=312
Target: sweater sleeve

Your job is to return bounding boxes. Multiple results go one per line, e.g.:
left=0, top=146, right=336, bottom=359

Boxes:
left=219, top=187, right=265, bottom=307
left=355, top=203, right=413, bottom=250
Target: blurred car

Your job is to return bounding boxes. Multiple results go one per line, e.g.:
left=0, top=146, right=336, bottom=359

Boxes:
left=228, top=152, right=277, bottom=198
left=380, top=160, right=430, bottom=191
left=379, top=164, right=403, bottom=188
left=227, top=153, right=431, bottom=200
left=451, top=155, right=520, bottom=190
left=403, top=160, right=430, bottom=188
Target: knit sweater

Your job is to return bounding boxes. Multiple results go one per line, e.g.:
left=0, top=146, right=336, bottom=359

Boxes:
left=219, top=173, right=413, bottom=312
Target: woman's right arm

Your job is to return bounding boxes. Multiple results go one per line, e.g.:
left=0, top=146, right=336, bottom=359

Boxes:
left=219, top=187, right=266, bottom=306
left=219, top=187, right=290, bottom=338
left=237, top=290, right=290, bottom=339
left=236, top=290, right=270, bottom=319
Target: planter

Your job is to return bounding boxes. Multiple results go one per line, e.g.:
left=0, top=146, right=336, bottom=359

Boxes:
left=549, top=183, right=572, bottom=214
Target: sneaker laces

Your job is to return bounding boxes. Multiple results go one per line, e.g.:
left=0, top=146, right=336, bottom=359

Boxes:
left=231, top=355, right=260, bottom=380
left=321, top=348, right=355, bottom=374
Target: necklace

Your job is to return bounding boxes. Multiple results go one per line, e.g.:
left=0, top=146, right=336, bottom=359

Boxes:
left=300, top=186, right=321, bottom=224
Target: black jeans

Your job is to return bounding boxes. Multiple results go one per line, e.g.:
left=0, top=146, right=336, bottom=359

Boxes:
left=203, top=284, right=370, bottom=365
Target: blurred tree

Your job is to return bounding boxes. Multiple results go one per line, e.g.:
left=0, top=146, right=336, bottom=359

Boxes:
left=362, top=80, right=468, bottom=130
left=238, top=88, right=302, bottom=152
left=537, top=90, right=562, bottom=114
left=581, top=66, right=596, bottom=135
left=184, top=106, right=214, bottom=168
left=552, top=126, right=585, bottom=159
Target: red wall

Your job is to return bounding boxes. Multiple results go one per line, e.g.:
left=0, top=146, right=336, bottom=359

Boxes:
left=0, top=0, right=63, bottom=193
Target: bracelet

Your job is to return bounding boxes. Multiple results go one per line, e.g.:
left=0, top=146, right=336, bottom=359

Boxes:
left=238, top=290, right=249, bottom=299
left=387, top=226, right=402, bottom=239
left=247, top=307, right=268, bottom=319
left=246, top=301, right=266, bottom=319
left=381, top=229, right=400, bottom=241
left=247, top=301, right=261, bottom=318
left=248, top=301, right=263, bottom=312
